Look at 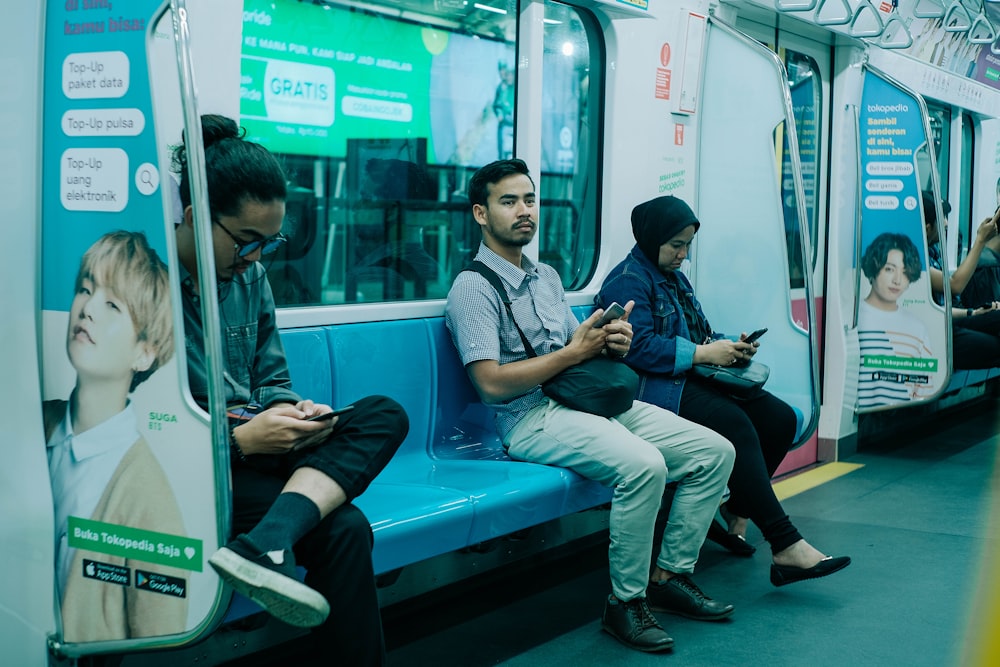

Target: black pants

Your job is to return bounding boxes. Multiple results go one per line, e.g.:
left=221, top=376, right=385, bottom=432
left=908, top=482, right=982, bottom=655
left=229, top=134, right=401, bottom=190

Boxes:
left=678, top=379, right=801, bottom=554
left=952, top=310, right=1000, bottom=370
left=231, top=395, right=408, bottom=666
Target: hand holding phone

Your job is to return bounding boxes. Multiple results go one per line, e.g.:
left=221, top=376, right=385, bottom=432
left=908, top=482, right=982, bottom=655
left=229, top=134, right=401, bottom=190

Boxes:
left=744, top=327, right=768, bottom=344
left=305, top=405, right=355, bottom=422
left=594, top=302, right=626, bottom=328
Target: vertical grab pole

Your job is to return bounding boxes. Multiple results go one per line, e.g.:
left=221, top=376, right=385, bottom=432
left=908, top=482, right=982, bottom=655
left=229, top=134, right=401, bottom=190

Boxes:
left=852, top=102, right=863, bottom=330
left=168, top=0, right=233, bottom=547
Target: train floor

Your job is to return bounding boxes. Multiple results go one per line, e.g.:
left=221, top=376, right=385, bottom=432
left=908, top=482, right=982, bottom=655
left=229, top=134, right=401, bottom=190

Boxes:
left=246, top=396, right=1000, bottom=666
left=385, top=397, right=998, bottom=666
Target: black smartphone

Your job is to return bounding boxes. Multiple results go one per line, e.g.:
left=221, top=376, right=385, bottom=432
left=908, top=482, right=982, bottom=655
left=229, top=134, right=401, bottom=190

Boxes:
left=305, top=405, right=355, bottom=422
left=594, top=302, right=626, bottom=327
left=744, top=327, right=768, bottom=344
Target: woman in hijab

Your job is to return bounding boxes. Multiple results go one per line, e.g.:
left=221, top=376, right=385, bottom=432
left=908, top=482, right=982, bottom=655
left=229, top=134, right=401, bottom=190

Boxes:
left=597, top=195, right=849, bottom=586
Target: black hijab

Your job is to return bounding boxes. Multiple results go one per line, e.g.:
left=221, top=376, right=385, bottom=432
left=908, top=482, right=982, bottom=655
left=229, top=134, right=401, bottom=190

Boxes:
left=630, top=195, right=700, bottom=264
left=630, top=196, right=711, bottom=341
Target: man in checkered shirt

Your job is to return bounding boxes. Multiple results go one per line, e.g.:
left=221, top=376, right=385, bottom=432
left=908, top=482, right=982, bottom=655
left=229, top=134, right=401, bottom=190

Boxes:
left=445, top=159, right=736, bottom=654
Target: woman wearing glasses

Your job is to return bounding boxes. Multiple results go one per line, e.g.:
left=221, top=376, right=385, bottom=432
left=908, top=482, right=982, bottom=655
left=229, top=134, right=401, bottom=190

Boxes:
left=173, top=115, right=408, bottom=666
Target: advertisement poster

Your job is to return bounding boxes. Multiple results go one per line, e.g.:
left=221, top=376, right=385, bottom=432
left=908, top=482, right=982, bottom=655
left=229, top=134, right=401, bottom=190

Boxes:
left=42, top=1, right=217, bottom=645
left=856, top=71, right=948, bottom=411
left=903, top=9, right=1000, bottom=91
left=238, top=0, right=581, bottom=174
left=782, top=73, right=818, bottom=288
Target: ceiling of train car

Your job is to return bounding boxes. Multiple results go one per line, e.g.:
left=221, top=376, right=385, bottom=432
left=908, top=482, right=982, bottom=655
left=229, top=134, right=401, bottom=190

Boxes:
left=315, top=0, right=513, bottom=39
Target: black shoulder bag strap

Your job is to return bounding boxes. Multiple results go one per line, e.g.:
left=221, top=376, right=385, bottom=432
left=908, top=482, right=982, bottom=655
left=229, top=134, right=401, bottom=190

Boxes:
left=464, top=261, right=538, bottom=358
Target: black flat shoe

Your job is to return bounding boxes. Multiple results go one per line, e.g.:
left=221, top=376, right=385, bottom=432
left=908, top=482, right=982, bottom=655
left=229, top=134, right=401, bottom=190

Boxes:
left=706, top=519, right=756, bottom=557
left=770, top=556, right=851, bottom=587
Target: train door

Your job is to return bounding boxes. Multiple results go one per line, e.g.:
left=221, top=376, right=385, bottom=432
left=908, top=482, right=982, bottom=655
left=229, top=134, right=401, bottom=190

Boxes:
left=695, top=17, right=821, bottom=465
left=1, top=4, right=50, bottom=667
left=726, top=14, right=834, bottom=471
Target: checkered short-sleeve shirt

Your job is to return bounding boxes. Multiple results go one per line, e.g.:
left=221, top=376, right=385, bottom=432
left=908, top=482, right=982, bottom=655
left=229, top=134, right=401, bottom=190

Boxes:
left=445, top=244, right=579, bottom=438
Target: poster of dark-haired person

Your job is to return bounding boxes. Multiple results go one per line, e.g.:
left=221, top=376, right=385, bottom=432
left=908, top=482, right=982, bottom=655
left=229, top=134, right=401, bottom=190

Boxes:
left=856, top=72, right=948, bottom=410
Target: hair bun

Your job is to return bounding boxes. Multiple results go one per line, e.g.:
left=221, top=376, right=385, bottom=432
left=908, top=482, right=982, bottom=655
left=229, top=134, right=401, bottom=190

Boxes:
left=201, top=114, right=243, bottom=150
left=171, top=114, right=285, bottom=213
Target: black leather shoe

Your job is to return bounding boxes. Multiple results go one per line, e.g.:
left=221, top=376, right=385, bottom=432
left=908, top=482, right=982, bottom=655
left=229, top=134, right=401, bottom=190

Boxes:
left=770, top=555, right=851, bottom=587
left=647, top=575, right=734, bottom=621
left=706, top=519, right=756, bottom=557
left=601, top=596, right=674, bottom=653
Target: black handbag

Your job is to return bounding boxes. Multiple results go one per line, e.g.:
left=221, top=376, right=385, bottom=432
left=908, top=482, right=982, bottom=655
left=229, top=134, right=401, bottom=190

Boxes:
left=542, top=356, right=639, bottom=417
left=689, top=360, right=770, bottom=399
left=464, top=262, right=638, bottom=418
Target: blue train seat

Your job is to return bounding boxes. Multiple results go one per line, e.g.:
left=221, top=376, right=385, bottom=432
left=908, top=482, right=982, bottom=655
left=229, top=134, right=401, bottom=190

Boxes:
left=945, top=371, right=970, bottom=394
left=222, top=304, right=823, bottom=623
left=223, top=313, right=613, bottom=623
left=966, top=369, right=990, bottom=385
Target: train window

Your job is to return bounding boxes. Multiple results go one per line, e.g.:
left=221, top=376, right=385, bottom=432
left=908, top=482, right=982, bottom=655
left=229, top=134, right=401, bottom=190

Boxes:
left=956, top=113, right=974, bottom=263
left=237, top=0, right=601, bottom=306
left=781, top=50, right=821, bottom=290
left=537, top=3, right=601, bottom=290
left=918, top=104, right=951, bottom=195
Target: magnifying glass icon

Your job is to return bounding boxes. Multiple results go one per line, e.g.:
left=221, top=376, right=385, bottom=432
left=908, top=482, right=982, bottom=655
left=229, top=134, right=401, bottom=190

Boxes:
left=134, top=162, right=160, bottom=195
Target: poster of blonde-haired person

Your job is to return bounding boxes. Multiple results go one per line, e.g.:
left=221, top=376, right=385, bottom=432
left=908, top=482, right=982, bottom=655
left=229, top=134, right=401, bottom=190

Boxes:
left=44, top=231, right=189, bottom=642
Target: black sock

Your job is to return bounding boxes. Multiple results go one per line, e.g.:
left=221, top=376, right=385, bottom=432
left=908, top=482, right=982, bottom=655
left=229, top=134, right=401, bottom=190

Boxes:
left=246, top=492, right=321, bottom=553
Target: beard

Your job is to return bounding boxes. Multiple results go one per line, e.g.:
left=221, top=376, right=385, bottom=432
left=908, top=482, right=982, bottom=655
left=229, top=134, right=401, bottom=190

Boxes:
left=489, top=219, right=536, bottom=247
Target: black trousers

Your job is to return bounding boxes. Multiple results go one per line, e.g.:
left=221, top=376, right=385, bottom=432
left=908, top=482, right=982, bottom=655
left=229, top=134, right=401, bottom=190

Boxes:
left=231, top=395, right=409, bottom=666
left=952, top=310, right=1000, bottom=370
left=678, top=378, right=802, bottom=554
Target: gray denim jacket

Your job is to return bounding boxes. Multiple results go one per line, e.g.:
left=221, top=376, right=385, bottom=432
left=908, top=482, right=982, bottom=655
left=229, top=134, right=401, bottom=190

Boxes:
left=180, top=263, right=301, bottom=411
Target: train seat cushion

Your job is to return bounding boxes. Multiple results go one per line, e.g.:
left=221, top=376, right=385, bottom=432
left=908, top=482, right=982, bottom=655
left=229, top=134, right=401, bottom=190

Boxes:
left=280, top=319, right=611, bottom=567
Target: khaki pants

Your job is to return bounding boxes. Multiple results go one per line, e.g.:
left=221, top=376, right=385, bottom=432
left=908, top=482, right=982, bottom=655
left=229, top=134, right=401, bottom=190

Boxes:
left=505, top=398, right=734, bottom=601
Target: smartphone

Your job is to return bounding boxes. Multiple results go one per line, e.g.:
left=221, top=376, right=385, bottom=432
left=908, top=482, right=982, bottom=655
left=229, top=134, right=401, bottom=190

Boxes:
left=594, top=302, right=626, bottom=328
left=305, top=405, right=355, bottom=422
left=744, top=327, right=768, bottom=344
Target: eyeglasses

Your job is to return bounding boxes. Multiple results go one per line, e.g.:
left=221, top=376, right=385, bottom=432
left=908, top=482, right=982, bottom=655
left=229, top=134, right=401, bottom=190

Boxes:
left=214, top=219, right=286, bottom=258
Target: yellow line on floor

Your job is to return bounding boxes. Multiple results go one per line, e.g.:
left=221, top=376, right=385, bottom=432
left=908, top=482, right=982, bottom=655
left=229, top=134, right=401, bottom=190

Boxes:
left=773, top=462, right=864, bottom=502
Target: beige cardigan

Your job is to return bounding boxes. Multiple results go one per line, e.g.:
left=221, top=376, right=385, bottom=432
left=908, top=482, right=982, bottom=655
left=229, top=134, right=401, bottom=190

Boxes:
left=46, top=401, right=190, bottom=643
